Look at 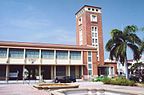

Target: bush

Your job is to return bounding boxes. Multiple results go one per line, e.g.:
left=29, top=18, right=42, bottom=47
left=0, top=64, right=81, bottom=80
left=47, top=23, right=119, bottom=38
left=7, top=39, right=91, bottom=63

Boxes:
left=111, top=77, right=135, bottom=86
left=101, top=77, right=111, bottom=84
left=92, top=76, right=105, bottom=82
left=101, top=77, right=135, bottom=86
left=129, top=74, right=144, bottom=83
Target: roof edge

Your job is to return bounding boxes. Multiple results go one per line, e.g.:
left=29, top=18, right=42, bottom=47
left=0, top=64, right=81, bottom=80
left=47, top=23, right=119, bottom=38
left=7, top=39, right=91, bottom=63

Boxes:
left=75, top=5, right=101, bottom=15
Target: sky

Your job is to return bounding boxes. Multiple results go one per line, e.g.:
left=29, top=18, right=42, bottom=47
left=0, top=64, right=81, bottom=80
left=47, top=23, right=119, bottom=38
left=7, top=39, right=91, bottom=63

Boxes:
left=0, top=0, right=144, bottom=60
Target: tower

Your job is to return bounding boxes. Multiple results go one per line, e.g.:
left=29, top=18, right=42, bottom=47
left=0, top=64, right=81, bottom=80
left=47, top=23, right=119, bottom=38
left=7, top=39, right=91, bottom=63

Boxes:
left=76, top=5, right=104, bottom=65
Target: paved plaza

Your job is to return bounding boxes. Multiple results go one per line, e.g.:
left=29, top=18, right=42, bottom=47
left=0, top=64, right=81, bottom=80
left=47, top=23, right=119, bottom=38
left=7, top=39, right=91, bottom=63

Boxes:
left=0, top=81, right=144, bottom=95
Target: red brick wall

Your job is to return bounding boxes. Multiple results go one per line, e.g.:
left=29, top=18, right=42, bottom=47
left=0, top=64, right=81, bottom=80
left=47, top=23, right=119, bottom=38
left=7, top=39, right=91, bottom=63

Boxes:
left=83, top=51, right=88, bottom=75
left=104, top=62, right=118, bottom=76
left=76, top=10, right=104, bottom=65
left=92, top=51, right=98, bottom=75
left=76, top=6, right=104, bottom=76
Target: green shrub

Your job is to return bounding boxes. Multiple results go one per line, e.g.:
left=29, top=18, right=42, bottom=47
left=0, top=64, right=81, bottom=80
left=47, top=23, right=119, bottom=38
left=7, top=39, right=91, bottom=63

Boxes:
left=101, top=77, right=135, bottom=86
left=92, top=76, right=105, bottom=82
left=102, top=77, right=111, bottom=84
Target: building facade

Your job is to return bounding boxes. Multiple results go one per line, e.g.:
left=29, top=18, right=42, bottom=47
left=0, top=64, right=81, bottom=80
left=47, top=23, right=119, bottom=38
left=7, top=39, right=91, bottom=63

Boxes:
left=0, top=5, right=116, bottom=81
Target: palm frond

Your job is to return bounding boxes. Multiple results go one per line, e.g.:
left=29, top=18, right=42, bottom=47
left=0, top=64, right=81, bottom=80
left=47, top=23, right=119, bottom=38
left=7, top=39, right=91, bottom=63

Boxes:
left=110, top=29, right=122, bottom=39
left=105, top=39, right=114, bottom=51
left=124, top=25, right=138, bottom=34
left=127, top=33, right=142, bottom=45
left=140, top=41, right=144, bottom=53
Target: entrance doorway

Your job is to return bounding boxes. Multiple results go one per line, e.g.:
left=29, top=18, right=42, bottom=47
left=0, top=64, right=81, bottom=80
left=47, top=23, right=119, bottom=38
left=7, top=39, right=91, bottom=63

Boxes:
left=98, top=67, right=109, bottom=76
left=9, top=65, right=23, bottom=80
left=41, top=65, right=51, bottom=79
left=70, top=66, right=75, bottom=77
left=56, top=66, right=66, bottom=76
left=25, top=65, right=39, bottom=80
left=0, top=65, right=6, bottom=80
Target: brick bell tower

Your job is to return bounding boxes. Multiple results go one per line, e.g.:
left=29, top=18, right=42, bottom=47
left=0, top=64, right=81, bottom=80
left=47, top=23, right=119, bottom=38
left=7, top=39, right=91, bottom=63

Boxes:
left=76, top=5, right=104, bottom=65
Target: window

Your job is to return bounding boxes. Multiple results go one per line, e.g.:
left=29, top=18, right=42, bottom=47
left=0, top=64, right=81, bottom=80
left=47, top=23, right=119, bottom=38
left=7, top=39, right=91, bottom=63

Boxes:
left=95, top=39, right=97, bottom=43
left=78, top=17, right=82, bottom=25
left=88, top=57, right=92, bottom=62
left=95, top=27, right=97, bottom=31
left=92, top=8, right=94, bottom=11
left=91, top=15, right=97, bottom=22
left=88, top=51, right=92, bottom=75
left=92, top=32, right=94, bottom=37
left=41, top=50, right=54, bottom=59
left=9, top=49, right=24, bottom=58
left=56, top=51, right=68, bottom=59
left=26, top=49, right=39, bottom=58
left=96, top=9, right=98, bottom=11
left=92, top=27, right=94, bottom=31
left=95, top=33, right=97, bottom=37
left=91, top=26, right=98, bottom=47
left=88, top=8, right=91, bottom=10
left=88, top=51, right=91, bottom=57
left=88, top=64, right=92, bottom=69
left=70, top=51, right=81, bottom=60
left=0, top=48, right=7, bottom=58
left=92, top=39, right=94, bottom=43
left=88, top=70, right=92, bottom=75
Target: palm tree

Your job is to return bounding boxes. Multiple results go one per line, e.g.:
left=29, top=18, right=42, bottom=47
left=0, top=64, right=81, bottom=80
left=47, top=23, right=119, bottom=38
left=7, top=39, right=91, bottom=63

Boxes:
left=140, top=41, right=144, bottom=53
left=105, top=25, right=141, bottom=79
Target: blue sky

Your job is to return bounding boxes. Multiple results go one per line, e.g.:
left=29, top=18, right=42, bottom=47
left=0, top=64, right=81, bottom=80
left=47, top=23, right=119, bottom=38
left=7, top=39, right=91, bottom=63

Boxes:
left=0, top=0, right=144, bottom=59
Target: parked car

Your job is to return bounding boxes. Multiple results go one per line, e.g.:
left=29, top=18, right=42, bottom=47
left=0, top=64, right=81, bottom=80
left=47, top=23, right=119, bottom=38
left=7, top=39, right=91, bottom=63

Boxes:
left=54, top=76, right=76, bottom=83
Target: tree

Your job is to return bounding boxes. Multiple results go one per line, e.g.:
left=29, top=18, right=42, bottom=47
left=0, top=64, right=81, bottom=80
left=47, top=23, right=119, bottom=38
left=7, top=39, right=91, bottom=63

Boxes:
left=140, top=41, right=144, bottom=53
left=105, top=25, right=141, bottom=79
left=130, top=62, right=144, bottom=82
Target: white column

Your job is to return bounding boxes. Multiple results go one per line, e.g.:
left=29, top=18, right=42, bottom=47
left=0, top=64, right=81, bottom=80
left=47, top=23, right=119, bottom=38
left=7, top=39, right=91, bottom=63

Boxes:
left=108, top=67, right=112, bottom=77
left=112, top=67, right=114, bottom=77
left=75, top=66, right=79, bottom=78
left=22, top=65, right=25, bottom=82
left=81, top=51, right=83, bottom=63
left=54, top=50, right=56, bottom=64
left=6, top=48, right=9, bottom=63
left=6, top=49, right=9, bottom=82
left=51, top=66, right=54, bottom=79
left=23, top=49, right=26, bottom=64
left=68, top=51, right=70, bottom=64
left=117, top=61, right=121, bottom=76
left=81, top=51, right=83, bottom=79
left=53, top=65, right=56, bottom=78
left=66, top=66, right=70, bottom=76
left=5, top=65, right=9, bottom=82
left=81, top=66, right=83, bottom=77
left=39, top=65, right=41, bottom=81
left=39, top=49, right=41, bottom=64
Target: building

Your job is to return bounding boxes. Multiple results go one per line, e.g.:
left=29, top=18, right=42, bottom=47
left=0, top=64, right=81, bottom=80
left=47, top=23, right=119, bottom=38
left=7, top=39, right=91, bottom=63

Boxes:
left=0, top=5, right=116, bottom=81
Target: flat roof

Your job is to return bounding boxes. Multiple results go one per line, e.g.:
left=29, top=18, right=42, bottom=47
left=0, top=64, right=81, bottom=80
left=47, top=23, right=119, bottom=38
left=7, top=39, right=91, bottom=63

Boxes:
left=0, top=41, right=96, bottom=50
left=75, top=5, right=101, bottom=15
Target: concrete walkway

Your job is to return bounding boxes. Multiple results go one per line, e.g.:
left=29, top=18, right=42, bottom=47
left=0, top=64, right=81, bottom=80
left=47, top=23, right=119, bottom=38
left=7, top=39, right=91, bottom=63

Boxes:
left=0, top=84, right=50, bottom=95
left=76, top=81, right=144, bottom=95
left=0, top=81, right=144, bottom=95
